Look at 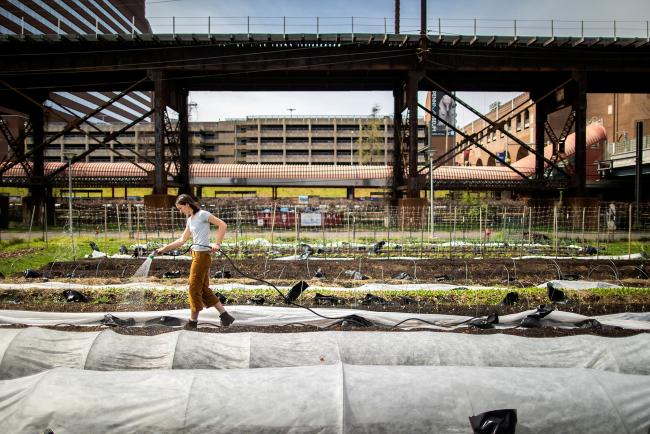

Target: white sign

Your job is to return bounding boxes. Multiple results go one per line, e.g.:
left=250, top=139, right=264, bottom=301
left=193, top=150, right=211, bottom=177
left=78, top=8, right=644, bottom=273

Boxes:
left=301, top=212, right=322, bottom=227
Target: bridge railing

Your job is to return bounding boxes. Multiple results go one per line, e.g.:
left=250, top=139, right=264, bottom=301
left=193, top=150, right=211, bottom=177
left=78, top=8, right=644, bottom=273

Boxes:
left=610, top=135, right=650, bottom=156
left=7, top=16, right=649, bottom=39
left=142, top=17, right=650, bottom=39
left=143, top=17, right=650, bottom=39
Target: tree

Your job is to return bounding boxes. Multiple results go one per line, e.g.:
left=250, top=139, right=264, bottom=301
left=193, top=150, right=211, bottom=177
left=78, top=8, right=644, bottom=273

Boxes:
left=358, top=104, right=383, bottom=165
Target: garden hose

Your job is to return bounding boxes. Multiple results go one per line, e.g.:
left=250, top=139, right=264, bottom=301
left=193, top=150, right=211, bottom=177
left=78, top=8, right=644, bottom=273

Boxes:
left=181, top=243, right=484, bottom=329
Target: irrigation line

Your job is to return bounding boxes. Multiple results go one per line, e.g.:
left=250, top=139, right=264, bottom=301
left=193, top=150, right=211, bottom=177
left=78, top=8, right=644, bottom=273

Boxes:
left=165, top=244, right=488, bottom=329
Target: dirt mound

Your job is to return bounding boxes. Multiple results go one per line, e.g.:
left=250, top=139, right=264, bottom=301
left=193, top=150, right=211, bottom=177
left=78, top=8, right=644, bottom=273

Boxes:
left=26, top=257, right=649, bottom=287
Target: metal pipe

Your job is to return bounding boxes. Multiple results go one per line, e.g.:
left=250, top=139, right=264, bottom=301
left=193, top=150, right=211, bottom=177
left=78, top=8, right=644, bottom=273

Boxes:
left=66, top=155, right=73, bottom=243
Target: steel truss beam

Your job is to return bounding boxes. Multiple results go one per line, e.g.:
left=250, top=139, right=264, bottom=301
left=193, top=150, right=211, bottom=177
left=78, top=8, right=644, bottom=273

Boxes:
left=544, top=109, right=576, bottom=154
left=0, top=117, right=32, bottom=177
left=423, top=75, right=571, bottom=178
left=44, top=109, right=154, bottom=182
left=162, top=108, right=181, bottom=180
left=0, top=77, right=147, bottom=178
left=420, top=95, right=536, bottom=174
left=47, top=100, right=154, bottom=167
left=418, top=103, right=531, bottom=181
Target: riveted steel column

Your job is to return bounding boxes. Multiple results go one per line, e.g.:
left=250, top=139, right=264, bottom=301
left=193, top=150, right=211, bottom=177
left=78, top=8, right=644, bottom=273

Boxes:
left=153, top=71, right=166, bottom=194
left=24, top=108, right=49, bottom=225
left=407, top=69, right=419, bottom=198
left=535, top=103, right=546, bottom=181
left=391, top=85, right=404, bottom=203
left=177, top=88, right=191, bottom=195
left=572, top=72, right=587, bottom=196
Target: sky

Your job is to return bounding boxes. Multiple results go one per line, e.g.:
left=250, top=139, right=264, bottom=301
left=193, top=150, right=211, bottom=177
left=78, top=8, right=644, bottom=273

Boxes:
left=145, top=0, right=650, bottom=126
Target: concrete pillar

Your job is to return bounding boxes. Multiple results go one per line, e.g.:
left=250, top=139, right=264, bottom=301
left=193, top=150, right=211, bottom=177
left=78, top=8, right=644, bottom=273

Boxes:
left=257, top=119, right=261, bottom=164
left=308, top=118, right=312, bottom=165
left=282, top=118, right=287, bottom=164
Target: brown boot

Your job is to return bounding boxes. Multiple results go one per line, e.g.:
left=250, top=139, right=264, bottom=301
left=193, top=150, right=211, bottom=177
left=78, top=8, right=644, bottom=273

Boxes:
left=184, top=320, right=198, bottom=330
left=220, top=311, right=235, bottom=327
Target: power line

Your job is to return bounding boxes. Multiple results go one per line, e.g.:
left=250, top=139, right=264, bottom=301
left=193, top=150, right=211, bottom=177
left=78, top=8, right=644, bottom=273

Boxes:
left=0, top=51, right=413, bottom=91
left=0, top=46, right=413, bottom=75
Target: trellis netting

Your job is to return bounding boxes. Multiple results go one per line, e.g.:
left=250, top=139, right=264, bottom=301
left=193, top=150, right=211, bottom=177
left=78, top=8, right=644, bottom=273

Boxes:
left=1, top=365, right=649, bottom=433
left=32, top=201, right=650, bottom=258
left=0, top=328, right=649, bottom=379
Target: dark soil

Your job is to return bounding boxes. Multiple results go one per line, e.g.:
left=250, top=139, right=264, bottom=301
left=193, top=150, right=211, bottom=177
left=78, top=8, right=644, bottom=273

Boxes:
left=1, top=323, right=645, bottom=338
left=1, top=301, right=648, bottom=318
left=0, top=247, right=41, bottom=259
left=3, top=257, right=648, bottom=338
left=22, top=257, right=650, bottom=287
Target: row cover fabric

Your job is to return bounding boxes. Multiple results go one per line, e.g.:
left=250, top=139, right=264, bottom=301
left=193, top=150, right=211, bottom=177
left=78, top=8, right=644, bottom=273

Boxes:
left=1, top=306, right=649, bottom=330
left=0, top=365, right=649, bottom=433
left=1, top=328, right=649, bottom=379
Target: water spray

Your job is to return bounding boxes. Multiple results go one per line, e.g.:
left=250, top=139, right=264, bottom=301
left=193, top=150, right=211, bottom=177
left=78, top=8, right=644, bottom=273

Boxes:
left=132, top=251, right=156, bottom=278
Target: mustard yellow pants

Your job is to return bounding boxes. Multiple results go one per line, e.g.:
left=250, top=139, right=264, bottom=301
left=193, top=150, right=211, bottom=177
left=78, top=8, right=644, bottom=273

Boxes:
left=188, top=251, right=219, bottom=312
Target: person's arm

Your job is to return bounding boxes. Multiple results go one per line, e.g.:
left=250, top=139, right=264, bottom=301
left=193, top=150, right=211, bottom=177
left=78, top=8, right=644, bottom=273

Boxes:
left=154, top=225, right=191, bottom=255
left=207, top=214, right=227, bottom=251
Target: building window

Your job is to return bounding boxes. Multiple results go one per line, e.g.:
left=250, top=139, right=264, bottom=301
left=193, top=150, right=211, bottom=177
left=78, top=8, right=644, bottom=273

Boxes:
left=261, top=125, right=283, bottom=131
left=516, top=115, right=522, bottom=132
left=524, top=110, right=530, bottom=129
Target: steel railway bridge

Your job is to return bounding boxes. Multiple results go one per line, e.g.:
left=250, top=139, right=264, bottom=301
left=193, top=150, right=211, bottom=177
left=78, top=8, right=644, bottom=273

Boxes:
left=1, top=2, right=649, bottom=221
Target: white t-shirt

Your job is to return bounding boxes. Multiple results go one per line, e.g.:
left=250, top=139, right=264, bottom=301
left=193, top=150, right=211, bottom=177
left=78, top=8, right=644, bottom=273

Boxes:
left=187, top=210, right=213, bottom=251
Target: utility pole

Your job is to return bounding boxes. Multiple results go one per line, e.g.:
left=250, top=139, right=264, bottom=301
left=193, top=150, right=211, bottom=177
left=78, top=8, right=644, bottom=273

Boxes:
left=64, top=153, right=75, bottom=257
left=394, top=0, right=400, bottom=34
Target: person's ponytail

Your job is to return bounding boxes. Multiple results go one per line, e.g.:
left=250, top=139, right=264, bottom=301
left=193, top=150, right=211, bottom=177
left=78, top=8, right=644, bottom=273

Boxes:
left=175, top=194, right=201, bottom=214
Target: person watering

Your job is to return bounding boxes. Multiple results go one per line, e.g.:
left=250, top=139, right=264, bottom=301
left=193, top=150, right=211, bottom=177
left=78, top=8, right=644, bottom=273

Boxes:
left=154, top=194, right=235, bottom=329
